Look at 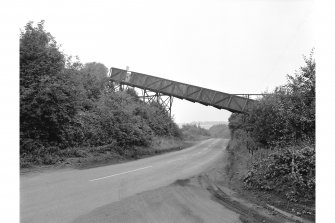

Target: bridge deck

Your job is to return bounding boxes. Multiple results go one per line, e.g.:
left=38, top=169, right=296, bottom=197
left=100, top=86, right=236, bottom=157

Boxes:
left=109, top=67, right=255, bottom=113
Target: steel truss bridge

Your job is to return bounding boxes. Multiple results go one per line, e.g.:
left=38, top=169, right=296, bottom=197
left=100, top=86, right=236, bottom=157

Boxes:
left=109, top=67, right=259, bottom=115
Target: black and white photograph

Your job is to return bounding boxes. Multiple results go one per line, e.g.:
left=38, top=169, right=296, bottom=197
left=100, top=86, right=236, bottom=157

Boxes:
left=3, top=0, right=334, bottom=222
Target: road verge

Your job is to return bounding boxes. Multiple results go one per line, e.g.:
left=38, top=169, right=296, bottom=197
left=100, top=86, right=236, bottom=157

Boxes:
left=20, top=137, right=195, bottom=174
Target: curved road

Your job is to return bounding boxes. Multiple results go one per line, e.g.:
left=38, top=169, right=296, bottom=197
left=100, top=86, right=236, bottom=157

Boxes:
left=21, top=138, right=228, bottom=223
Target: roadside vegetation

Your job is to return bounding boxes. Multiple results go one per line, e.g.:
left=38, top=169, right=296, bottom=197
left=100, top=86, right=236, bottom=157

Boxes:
left=180, top=123, right=230, bottom=140
left=226, top=51, right=315, bottom=219
left=180, top=123, right=210, bottom=140
left=20, top=21, right=183, bottom=168
left=208, top=124, right=230, bottom=139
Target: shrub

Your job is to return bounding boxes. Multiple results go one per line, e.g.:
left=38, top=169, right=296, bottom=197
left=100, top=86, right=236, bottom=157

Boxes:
left=227, top=51, right=315, bottom=205
left=244, top=145, right=315, bottom=202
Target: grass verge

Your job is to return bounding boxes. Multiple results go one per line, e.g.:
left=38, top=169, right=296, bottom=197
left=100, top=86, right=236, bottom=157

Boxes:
left=20, top=137, right=195, bottom=173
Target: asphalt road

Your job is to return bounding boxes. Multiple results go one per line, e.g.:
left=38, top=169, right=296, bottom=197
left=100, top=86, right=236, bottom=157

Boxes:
left=21, top=138, right=229, bottom=223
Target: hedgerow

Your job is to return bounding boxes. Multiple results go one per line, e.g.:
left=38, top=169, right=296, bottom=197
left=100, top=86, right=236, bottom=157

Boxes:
left=228, top=50, right=315, bottom=204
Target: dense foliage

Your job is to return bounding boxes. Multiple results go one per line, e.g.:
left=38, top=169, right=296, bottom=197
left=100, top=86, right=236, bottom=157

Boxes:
left=208, top=124, right=230, bottom=139
left=181, top=124, right=210, bottom=140
left=244, top=145, right=315, bottom=202
left=228, top=52, right=315, bottom=202
left=20, top=21, right=181, bottom=167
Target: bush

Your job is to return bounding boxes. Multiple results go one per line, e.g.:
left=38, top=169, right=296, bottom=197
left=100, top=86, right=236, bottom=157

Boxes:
left=244, top=145, right=315, bottom=202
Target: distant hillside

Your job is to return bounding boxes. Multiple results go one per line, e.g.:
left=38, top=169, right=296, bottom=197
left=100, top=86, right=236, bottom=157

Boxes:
left=208, top=124, right=230, bottom=139
left=178, top=121, right=228, bottom=130
left=180, top=124, right=210, bottom=140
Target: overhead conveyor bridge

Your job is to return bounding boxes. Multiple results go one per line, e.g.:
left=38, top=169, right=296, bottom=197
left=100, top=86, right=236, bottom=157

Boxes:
left=109, top=67, right=256, bottom=114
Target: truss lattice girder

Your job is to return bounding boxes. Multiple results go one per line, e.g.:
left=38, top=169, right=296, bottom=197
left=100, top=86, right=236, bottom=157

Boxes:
left=109, top=67, right=256, bottom=113
left=141, top=90, right=172, bottom=116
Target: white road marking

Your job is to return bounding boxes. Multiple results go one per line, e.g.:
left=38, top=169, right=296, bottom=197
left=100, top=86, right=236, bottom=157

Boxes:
left=90, top=140, right=219, bottom=181
left=89, top=166, right=153, bottom=182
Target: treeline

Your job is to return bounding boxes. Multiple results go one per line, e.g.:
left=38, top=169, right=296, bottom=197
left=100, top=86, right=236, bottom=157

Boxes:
left=181, top=124, right=210, bottom=140
left=180, top=123, right=230, bottom=140
left=227, top=52, right=315, bottom=204
left=20, top=21, right=181, bottom=167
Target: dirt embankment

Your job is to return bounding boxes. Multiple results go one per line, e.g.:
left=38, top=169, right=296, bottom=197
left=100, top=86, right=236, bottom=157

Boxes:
left=223, top=141, right=315, bottom=222
left=196, top=149, right=314, bottom=223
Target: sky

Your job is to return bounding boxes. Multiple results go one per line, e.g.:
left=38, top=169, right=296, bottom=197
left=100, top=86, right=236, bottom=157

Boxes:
left=15, top=0, right=314, bottom=123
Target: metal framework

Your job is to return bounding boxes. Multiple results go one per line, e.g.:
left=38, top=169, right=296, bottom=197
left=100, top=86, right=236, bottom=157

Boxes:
left=111, top=76, right=173, bottom=116
left=141, top=89, right=173, bottom=116
left=232, top=94, right=272, bottom=100
left=109, top=67, right=257, bottom=114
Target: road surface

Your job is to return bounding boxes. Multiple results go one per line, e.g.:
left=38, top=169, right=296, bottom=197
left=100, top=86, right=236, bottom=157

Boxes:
left=21, top=138, right=231, bottom=223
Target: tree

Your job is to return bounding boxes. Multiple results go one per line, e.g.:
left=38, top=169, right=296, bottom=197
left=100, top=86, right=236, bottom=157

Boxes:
left=20, top=21, right=79, bottom=151
left=228, top=50, right=315, bottom=148
left=81, top=62, right=108, bottom=80
left=284, top=50, right=315, bottom=142
left=75, top=62, right=109, bottom=103
left=20, top=20, right=183, bottom=166
left=20, top=21, right=65, bottom=89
